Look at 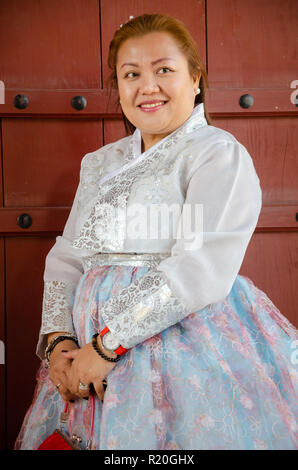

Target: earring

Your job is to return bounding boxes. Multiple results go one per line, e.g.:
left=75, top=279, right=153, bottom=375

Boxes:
left=196, top=88, right=201, bottom=95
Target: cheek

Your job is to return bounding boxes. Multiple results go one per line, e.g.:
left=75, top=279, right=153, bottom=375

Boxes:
left=175, top=84, right=195, bottom=104
left=119, top=83, right=127, bottom=95
left=167, top=78, right=190, bottom=98
left=118, top=83, right=134, bottom=102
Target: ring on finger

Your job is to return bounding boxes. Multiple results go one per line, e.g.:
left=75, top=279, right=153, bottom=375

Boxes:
left=56, top=383, right=61, bottom=390
left=79, top=381, right=90, bottom=391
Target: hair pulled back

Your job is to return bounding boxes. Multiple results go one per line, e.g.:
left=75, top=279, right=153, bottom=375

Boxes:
left=107, top=13, right=211, bottom=134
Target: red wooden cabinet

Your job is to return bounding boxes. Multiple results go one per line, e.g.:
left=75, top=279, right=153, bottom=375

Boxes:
left=0, top=0, right=297, bottom=450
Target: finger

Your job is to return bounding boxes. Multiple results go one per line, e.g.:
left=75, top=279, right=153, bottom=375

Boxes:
left=64, top=371, right=80, bottom=397
left=93, top=378, right=105, bottom=402
left=51, top=373, right=77, bottom=402
left=56, top=384, right=75, bottom=402
left=53, top=367, right=77, bottom=399
left=61, top=350, right=79, bottom=360
left=77, top=380, right=91, bottom=399
left=61, top=371, right=78, bottom=401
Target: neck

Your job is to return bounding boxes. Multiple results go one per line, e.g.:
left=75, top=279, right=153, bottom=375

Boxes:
left=141, top=131, right=169, bottom=153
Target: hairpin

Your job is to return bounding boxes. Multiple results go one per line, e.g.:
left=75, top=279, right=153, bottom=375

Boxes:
left=119, top=15, right=134, bottom=28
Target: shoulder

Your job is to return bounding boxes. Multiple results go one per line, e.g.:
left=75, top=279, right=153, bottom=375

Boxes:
left=80, top=134, right=131, bottom=169
left=189, top=124, right=257, bottom=171
left=185, top=125, right=261, bottom=194
left=77, top=135, right=131, bottom=191
left=192, top=124, right=246, bottom=152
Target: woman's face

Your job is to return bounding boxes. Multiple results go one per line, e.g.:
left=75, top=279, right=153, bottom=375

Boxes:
left=116, top=31, right=200, bottom=141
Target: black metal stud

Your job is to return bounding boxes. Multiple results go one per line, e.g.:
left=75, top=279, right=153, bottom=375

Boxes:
left=13, top=94, right=29, bottom=109
left=17, top=213, right=32, bottom=229
left=239, top=94, right=254, bottom=109
left=71, top=95, right=87, bottom=110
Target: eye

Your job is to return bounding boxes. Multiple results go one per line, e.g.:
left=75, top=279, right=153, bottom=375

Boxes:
left=157, top=67, right=171, bottom=74
left=124, top=71, right=137, bottom=78
left=124, top=67, right=172, bottom=79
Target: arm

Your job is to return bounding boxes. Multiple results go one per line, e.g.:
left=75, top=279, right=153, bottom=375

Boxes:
left=36, top=157, right=88, bottom=360
left=100, top=141, right=262, bottom=349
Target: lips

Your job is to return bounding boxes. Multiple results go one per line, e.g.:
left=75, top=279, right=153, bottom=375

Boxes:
left=138, top=101, right=168, bottom=112
left=138, top=100, right=167, bottom=108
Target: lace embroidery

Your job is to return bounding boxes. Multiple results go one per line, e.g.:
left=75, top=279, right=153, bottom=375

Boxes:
left=122, top=138, right=135, bottom=165
left=72, top=152, right=162, bottom=251
left=77, top=141, right=130, bottom=224
left=81, top=252, right=170, bottom=273
left=72, top=109, right=207, bottom=253
left=77, top=152, right=105, bottom=215
left=40, top=280, right=77, bottom=335
left=100, top=269, right=193, bottom=349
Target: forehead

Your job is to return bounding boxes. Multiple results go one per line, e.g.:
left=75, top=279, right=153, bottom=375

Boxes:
left=117, top=31, right=185, bottom=66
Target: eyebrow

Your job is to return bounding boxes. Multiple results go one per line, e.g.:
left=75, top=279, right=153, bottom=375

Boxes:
left=120, top=57, right=175, bottom=69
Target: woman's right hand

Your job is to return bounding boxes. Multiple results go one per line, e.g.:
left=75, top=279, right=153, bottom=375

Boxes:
left=48, top=338, right=80, bottom=402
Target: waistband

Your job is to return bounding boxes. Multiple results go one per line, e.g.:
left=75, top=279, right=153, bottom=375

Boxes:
left=82, top=252, right=170, bottom=273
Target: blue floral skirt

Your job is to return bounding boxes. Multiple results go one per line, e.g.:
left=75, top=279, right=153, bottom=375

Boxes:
left=15, top=264, right=298, bottom=450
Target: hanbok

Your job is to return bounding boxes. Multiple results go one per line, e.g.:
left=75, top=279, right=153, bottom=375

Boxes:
left=15, top=103, right=298, bottom=450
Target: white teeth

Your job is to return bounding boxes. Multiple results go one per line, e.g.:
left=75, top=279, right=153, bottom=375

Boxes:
left=140, top=102, right=165, bottom=108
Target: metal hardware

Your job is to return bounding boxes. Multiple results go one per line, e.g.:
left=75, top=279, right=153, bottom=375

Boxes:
left=72, top=434, right=82, bottom=444
left=239, top=94, right=254, bottom=109
left=13, top=94, right=29, bottom=109
left=17, top=213, right=32, bottom=229
left=71, top=95, right=87, bottom=110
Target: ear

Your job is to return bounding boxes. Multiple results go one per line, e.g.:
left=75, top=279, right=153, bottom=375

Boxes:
left=193, top=71, right=201, bottom=89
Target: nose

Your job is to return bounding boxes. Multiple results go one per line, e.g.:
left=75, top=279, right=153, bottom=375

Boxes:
left=138, top=72, right=160, bottom=95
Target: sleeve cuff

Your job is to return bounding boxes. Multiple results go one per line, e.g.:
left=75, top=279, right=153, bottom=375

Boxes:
left=36, top=279, right=78, bottom=360
left=100, top=269, right=193, bottom=349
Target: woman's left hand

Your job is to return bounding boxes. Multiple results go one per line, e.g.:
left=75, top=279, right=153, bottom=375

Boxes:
left=62, top=339, right=117, bottom=401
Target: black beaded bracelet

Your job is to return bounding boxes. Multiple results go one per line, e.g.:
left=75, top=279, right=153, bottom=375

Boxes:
left=91, top=333, right=121, bottom=363
left=45, top=334, right=79, bottom=368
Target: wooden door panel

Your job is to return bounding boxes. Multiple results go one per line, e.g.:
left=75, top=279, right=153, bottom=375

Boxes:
left=0, top=238, right=5, bottom=450
left=205, top=0, right=297, bottom=114
left=0, top=0, right=101, bottom=89
left=103, top=118, right=126, bottom=145
left=3, top=118, right=102, bottom=207
left=240, top=232, right=298, bottom=328
left=206, top=0, right=298, bottom=332
left=207, top=0, right=297, bottom=88
left=5, top=236, right=57, bottom=449
left=0, top=0, right=104, bottom=448
left=213, top=115, right=298, bottom=205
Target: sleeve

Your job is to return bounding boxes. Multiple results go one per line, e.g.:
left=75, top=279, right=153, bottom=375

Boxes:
left=100, top=141, right=262, bottom=349
left=36, top=159, right=86, bottom=360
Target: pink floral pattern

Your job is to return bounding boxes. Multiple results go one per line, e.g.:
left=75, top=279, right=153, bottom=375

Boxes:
left=15, top=266, right=298, bottom=450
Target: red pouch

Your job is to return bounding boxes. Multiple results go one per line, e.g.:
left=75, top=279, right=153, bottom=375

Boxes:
left=37, top=429, right=79, bottom=450
left=38, top=394, right=95, bottom=451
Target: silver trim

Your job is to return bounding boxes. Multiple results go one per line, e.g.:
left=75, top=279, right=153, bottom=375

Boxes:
left=82, top=252, right=170, bottom=272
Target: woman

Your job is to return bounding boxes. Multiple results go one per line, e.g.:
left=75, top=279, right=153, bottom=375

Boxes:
left=15, top=14, right=297, bottom=450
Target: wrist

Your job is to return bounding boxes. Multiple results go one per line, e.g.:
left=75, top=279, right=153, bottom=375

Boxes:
left=45, top=333, right=79, bottom=368
left=47, top=331, right=71, bottom=345
left=52, top=339, right=78, bottom=353
left=96, top=335, right=118, bottom=359
left=99, top=327, right=128, bottom=357
left=91, top=334, right=121, bottom=363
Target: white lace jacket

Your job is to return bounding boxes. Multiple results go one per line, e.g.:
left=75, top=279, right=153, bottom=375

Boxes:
left=36, top=103, right=262, bottom=359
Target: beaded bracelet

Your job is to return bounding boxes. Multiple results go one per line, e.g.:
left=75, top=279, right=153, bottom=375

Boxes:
left=45, top=334, right=79, bottom=368
left=91, top=333, right=121, bottom=363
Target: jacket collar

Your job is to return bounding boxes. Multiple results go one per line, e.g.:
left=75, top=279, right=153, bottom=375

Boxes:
left=131, top=102, right=207, bottom=160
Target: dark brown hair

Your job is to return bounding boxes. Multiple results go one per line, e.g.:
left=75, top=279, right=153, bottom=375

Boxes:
left=106, top=13, right=212, bottom=134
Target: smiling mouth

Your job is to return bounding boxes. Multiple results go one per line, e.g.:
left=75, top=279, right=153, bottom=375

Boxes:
left=138, top=101, right=168, bottom=109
